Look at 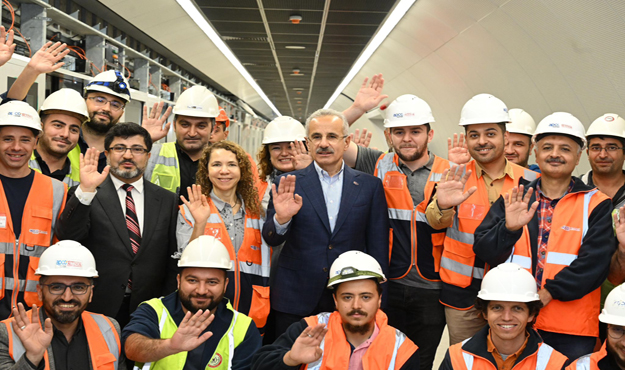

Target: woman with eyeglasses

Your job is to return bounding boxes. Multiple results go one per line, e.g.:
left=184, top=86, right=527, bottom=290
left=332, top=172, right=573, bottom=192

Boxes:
left=177, top=140, right=270, bottom=333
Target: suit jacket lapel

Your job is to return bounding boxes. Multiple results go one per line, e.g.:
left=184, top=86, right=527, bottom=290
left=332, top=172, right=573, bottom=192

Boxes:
left=332, top=167, right=362, bottom=238
left=97, top=176, right=133, bottom=255
left=136, top=179, right=161, bottom=259
left=299, top=164, right=331, bottom=233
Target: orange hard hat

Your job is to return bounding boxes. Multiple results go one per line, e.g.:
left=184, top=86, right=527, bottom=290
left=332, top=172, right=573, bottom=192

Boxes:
left=216, top=106, right=230, bottom=128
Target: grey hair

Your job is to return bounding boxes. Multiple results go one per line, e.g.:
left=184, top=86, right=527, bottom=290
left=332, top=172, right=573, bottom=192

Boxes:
left=305, top=108, right=349, bottom=137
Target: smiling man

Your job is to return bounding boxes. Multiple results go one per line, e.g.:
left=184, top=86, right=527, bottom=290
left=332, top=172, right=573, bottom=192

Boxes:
left=505, top=109, right=538, bottom=171
left=123, top=235, right=261, bottom=370
left=439, top=263, right=568, bottom=370
left=252, top=251, right=419, bottom=370
left=0, top=240, right=124, bottom=370
left=473, top=112, right=615, bottom=360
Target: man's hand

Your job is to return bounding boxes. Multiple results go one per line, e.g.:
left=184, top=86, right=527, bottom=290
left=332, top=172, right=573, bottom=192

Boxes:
left=504, top=185, right=538, bottom=232
left=11, top=303, right=53, bottom=367
left=180, top=184, right=211, bottom=225
left=290, top=141, right=312, bottom=170
left=26, top=41, right=70, bottom=74
left=0, top=26, right=15, bottom=67
left=538, top=288, right=552, bottom=307
left=614, top=206, right=625, bottom=248
left=272, top=175, right=303, bottom=225
left=448, top=133, right=471, bottom=164
left=142, top=102, right=173, bottom=142
left=169, top=309, right=214, bottom=353
left=435, top=165, right=477, bottom=210
left=79, top=147, right=109, bottom=193
left=353, top=74, right=388, bottom=113
left=283, top=324, right=328, bottom=366
left=349, top=128, right=372, bottom=148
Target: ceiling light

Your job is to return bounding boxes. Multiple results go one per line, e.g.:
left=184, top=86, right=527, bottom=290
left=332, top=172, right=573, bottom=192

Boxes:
left=323, top=0, right=416, bottom=109
left=290, top=15, right=302, bottom=24
left=290, top=73, right=305, bottom=76
left=296, top=91, right=302, bottom=95
left=292, top=68, right=300, bottom=74
left=294, top=97, right=303, bottom=100
left=176, top=0, right=281, bottom=117
left=293, top=88, right=304, bottom=91
left=285, top=45, right=306, bottom=50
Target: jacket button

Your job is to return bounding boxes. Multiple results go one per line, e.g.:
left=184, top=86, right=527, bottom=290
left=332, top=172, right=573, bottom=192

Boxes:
left=323, top=267, right=328, bottom=272
left=328, top=245, right=333, bottom=250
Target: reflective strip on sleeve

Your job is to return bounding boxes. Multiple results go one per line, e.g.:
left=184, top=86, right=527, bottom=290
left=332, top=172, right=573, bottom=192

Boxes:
left=154, top=156, right=178, bottom=167
left=582, top=190, right=597, bottom=240
left=535, top=344, right=554, bottom=370
left=545, top=252, right=577, bottom=266
left=388, top=208, right=412, bottom=221
left=574, top=355, right=591, bottom=370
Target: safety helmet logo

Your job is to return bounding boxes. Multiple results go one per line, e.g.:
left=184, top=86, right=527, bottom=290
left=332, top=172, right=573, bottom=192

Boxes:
left=55, top=260, right=83, bottom=269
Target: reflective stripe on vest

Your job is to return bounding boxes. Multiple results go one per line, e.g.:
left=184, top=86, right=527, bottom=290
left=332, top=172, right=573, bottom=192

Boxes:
left=147, top=143, right=180, bottom=194
left=460, top=342, right=555, bottom=370
left=6, top=311, right=120, bottom=370
left=305, top=312, right=331, bottom=370
left=134, top=298, right=252, bottom=370
left=573, top=356, right=591, bottom=369
left=29, top=155, right=80, bottom=187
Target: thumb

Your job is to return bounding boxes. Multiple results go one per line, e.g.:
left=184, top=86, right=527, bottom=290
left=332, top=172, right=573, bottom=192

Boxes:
left=100, top=165, right=110, bottom=178
left=43, top=318, right=53, bottom=335
left=163, top=121, right=172, bottom=132
left=294, top=194, right=303, bottom=204
left=463, top=186, right=477, bottom=200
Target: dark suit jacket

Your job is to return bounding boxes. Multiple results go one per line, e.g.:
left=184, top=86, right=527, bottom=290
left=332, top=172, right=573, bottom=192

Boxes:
left=54, top=176, right=179, bottom=317
left=262, top=163, right=389, bottom=316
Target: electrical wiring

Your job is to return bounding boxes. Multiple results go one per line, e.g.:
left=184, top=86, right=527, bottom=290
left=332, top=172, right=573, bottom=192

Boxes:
left=2, top=0, right=30, bottom=57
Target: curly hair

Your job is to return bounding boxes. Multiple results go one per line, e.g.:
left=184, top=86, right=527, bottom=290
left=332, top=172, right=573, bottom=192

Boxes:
left=196, top=141, right=263, bottom=217
left=257, top=144, right=273, bottom=181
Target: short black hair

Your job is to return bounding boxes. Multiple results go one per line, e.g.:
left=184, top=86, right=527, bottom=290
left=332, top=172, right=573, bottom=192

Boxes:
left=474, top=298, right=543, bottom=327
left=464, top=122, right=507, bottom=135
left=535, top=133, right=583, bottom=149
left=104, top=122, right=152, bottom=152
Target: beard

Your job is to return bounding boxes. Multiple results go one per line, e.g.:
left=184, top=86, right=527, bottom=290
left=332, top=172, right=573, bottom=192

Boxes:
left=179, top=290, right=224, bottom=314
left=46, top=298, right=86, bottom=324
left=343, top=309, right=374, bottom=335
left=108, top=158, right=145, bottom=179
left=39, top=135, right=74, bottom=157
left=394, top=144, right=427, bottom=163
left=86, top=110, right=117, bottom=134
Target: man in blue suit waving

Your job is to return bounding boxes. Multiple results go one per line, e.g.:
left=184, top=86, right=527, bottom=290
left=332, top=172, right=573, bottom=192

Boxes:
left=263, top=108, right=390, bottom=341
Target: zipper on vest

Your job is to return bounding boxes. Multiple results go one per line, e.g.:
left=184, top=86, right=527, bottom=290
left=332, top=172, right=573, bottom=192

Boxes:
left=411, top=206, right=417, bottom=267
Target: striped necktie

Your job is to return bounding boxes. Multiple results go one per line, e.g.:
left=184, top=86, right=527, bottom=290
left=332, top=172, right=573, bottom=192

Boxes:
left=122, top=184, right=141, bottom=254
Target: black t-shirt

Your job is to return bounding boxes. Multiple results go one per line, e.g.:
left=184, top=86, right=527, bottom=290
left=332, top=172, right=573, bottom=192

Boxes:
left=176, top=143, right=199, bottom=204
left=33, top=149, right=71, bottom=182
left=77, top=133, right=107, bottom=173
left=0, top=171, right=35, bottom=238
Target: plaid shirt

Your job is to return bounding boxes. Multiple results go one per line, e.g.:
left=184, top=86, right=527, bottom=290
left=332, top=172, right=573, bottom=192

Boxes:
left=534, top=179, right=575, bottom=287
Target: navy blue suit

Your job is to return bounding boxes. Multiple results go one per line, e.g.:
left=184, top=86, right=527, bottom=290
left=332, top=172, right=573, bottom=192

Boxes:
left=262, top=162, right=390, bottom=317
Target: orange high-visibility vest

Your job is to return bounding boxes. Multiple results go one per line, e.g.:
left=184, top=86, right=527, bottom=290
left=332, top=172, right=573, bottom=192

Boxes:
left=565, top=341, right=607, bottom=369
left=301, top=310, right=418, bottom=370
left=0, top=172, right=66, bottom=310
left=374, top=153, right=449, bottom=281
left=504, top=188, right=608, bottom=337
left=449, top=339, right=567, bottom=370
left=440, top=161, right=538, bottom=289
left=258, top=180, right=269, bottom=205
left=180, top=200, right=270, bottom=330
left=3, top=310, right=121, bottom=370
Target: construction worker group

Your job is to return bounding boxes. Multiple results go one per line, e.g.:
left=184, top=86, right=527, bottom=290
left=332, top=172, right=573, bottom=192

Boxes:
left=0, top=37, right=624, bottom=370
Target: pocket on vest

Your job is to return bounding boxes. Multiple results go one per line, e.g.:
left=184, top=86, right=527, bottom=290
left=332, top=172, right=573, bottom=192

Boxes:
left=431, top=232, right=445, bottom=272
left=249, top=285, right=270, bottom=329
left=153, top=173, right=175, bottom=192
left=94, top=352, right=117, bottom=370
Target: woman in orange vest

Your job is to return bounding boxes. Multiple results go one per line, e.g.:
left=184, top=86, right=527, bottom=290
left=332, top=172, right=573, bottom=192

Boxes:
left=177, top=140, right=270, bottom=333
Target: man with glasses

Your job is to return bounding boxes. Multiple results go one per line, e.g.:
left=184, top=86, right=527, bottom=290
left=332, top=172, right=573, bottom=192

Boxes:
left=0, top=240, right=125, bottom=369
left=262, top=108, right=389, bottom=341
left=56, top=123, right=179, bottom=329
left=567, top=283, right=625, bottom=369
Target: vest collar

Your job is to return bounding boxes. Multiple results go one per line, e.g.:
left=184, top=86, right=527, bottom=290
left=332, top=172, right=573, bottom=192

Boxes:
left=462, top=325, right=544, bottom=367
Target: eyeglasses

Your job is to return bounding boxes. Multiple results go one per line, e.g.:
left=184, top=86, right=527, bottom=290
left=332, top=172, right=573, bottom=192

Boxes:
left=41, top=283, right=91, bottom=295
left=109, top=145, right=149, bottom=155
left=609, top=325, right=625, bottom=339
left=588, top=145, right=624, bottom=153
left=88, top=96, right=125, bottom=112
left=307, top=134, right=348, bottom=144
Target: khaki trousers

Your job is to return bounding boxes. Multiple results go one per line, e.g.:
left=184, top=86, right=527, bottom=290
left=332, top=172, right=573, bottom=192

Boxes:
left=445, top=306, right=487, bottom=345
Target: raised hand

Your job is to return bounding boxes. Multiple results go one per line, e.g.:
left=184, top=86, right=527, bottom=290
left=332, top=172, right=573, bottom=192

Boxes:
left=614, top=206, right=625, bottom=248
left=11, top=303, right=53, bottom=366
left=349, top=128, right=372, bottom=148
left=0, top=26, right=15, bottom=67
left=353, top=74, right=389, bottom=113
left=448, top=133, right=471, bottom=164
left=290, top=141, right=312, bottom=170
left=272, top=175, right=303, bottom=225
left=27, top=41, right=70, bottom=74
left=143, top=102, right=173, bottom=141
left=181, top=184, right=211, bottom=225
left=79, top=147, right=109, bottom=192
left=436, top=165, right=477, bottom=210
left=504, top=185, right=539, bottom=231
left=283, top=324, right=328, bottom=366
left=169, top=309, right=214, bottom=353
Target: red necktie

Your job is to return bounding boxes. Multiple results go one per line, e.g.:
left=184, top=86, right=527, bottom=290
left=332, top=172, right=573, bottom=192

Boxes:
left=122, top=184, right=141, bottom=254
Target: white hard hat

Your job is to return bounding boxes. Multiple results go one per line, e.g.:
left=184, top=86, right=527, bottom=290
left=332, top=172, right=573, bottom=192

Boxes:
left=459, top=93, right=510, bottom=126
left=0, top=101, right=42, bottom=133
left=262, top=116, right=306, bottom=144
left=173, top=86, right=219, bottom=118
left=507, top=109, right=536, bottom=136
left=383, top=94, right=435, bottom=128
left=85, top=70, right=131, bottom=102
left=40, top=88, right=90, bottom=123
left=35, top=240, right=98, bottom=277
left=533, top=112, right=587, bottom=149
left=178, top=235, right=233, bottom=270
left=477, top=263, right=539, bottom=302
left=586, top=113, right=625, bottom=140
left=600, top=284, right=625, bottom=326
left=327, top=251, right=386, bottom=289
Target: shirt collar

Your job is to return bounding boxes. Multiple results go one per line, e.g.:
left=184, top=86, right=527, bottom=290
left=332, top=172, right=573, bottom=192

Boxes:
left=313, top=160, right=345, bottom=180
left=210, top=190, right=245, bottom=212
left=398, top=151, right=434, bottom=173
left=475, top=158, right=515, bottom=180
left=111, top=174, right=144, bottom=193
left=486, top=329, right=529, bottom=358
left=536, top=179, right=575, bottom=201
